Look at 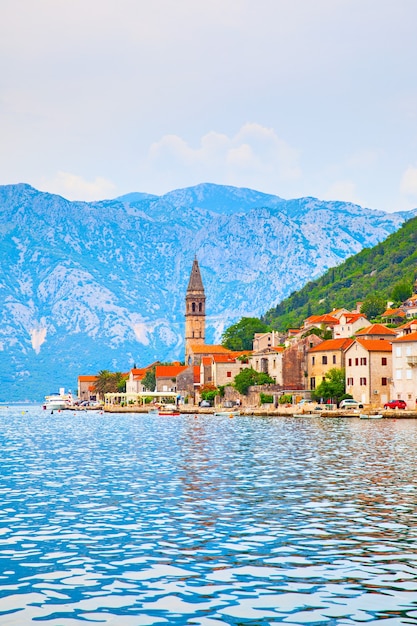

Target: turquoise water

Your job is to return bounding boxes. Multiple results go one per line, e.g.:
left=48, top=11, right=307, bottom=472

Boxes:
left=0, top=406, right=416, bottom=625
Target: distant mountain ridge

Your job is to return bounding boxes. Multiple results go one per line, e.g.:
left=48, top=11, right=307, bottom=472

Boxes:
left=0, top=181, right=415, bottom=401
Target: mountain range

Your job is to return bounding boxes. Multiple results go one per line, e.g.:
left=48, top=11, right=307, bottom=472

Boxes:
left=0, top=182, right=415, bottom=401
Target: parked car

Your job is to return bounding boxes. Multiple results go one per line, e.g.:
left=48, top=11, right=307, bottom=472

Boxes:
left=200, top=400, right=211, bottom=407
left=339, top=398, right=364, bottom=409
left=297, top=399, right=312, bottom=406
left=384, top=399, right=406, bottom=410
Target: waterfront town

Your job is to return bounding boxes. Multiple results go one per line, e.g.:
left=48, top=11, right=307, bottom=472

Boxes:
left=77, top=259, right=417, bottom=413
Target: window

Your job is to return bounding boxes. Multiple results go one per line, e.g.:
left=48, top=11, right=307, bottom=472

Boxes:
left=322, top=356, right=328, bottom=365
left=332, top=355, right=336, bottom=364
left=192, top=302, right=196, bottom=312
left=199, top=302, right=202, bottom=312
left=406, top=346, right=412, bottom=356
left=360, top=357, right=367, bottom=366
left=347, top=377, right=354, bottom=386
left=310, top=377, right=316, bottom=390
left=312, top=356, right=315, bottom=365
left=396, top=369, right=402, bottom=380
left=227, top=371, right=232, bottom=378
left=396, top=346, right=402, bottom=357
left=406, top=369, right=412, bottom=380
left=355, top=358, right=359, bottom=366
left=381, top=377, right=387, bottom=386
left=360, top=377, right=367, bottom=386
left=381, top=357, right=387, bottom=366
left=348, top=358, right=352, bottom=366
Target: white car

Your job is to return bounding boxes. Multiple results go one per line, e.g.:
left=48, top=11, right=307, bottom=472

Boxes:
left=339, top=398, right=363, bottom=409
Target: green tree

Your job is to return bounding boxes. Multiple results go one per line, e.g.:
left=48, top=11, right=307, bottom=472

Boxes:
left=200, top=384, right=219, bottom=404
left=312, top=368, right=346, bottom=404
left=391, top=279, right=412, bottom=305
left=141, top=366, right=156, bottom=391
left=221, top=317, right=270, bottom=351
left=233, top=367, right=274, bottom=395
left=360, top=293, right=386, bottom=319
left=94, top=370, right=126, bottom=395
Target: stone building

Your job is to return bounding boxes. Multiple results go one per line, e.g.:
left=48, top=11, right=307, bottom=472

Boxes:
left=308, top=337, right=353, bottom=391
left=345, top=339, right=393, bottom=407
left=282, top=334, right=323, bottom=390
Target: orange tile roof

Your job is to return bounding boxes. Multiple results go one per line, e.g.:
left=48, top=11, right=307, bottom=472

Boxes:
left=355, top=338, right=393, bottom=352
left=155, top=365, right=188, bottom=378
left=212, top=354, right=238, bottom=363
left=188, top=344, right=231, bottom=354
left=78, top=375, right=97, bottom=382
left=309, top=338, right=354, bottom=353
left=343, top=313, right=367, bottom=323
left=193, top=366, right=200, bottom=383
left=305, top=314, right=339, bottom=325
left=382, top=308, right=406, bottom=317
left=201, top=356, right=212, bottom=366
left=355, top=324, right=396, bottom=336
left=397, top=319, right=417, bottom=330
left=392, top=331, right=417, bottom=342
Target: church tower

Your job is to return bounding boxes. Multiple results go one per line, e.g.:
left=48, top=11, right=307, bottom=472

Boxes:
left=185, top=257, right=206, bottom=364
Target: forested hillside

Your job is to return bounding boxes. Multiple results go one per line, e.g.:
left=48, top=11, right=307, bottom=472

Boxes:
left=263, top=215, right=417, bottom=331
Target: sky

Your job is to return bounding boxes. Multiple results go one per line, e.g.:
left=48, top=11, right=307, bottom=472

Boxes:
left=1, top=0, right=417, bottom=212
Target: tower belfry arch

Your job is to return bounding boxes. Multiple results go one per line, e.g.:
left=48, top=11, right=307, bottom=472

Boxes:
left=185, top=257, right=206, bottom=364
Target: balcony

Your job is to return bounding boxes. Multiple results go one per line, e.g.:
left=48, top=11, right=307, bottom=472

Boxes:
left=407, top=356, right=417, bottom=367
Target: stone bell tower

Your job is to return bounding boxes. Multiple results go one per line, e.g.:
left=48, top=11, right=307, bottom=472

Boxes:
left=185, top=257, right=206, bottom=364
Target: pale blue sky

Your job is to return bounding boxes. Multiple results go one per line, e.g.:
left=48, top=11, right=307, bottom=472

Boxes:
left=1, top=0, right=417, bottom=212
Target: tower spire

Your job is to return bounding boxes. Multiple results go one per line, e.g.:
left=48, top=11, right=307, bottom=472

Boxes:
left=185, top=258, right=206, bottom=365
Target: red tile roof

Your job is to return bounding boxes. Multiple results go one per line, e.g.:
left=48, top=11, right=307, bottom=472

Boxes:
left=355, top=338, right=393, bottom=352
left=78, top=375, right=97, bottom=382
left=382, top=308, right=406, bottom=318
left=155, top=365, right=188, bottom=378
left=309, top=338, right=354, bottom=353
left=392, top=331, right=417, bottom=343
left=355, top=324, right=396, bottom=336
left=193, top=366, right=200, bottom=383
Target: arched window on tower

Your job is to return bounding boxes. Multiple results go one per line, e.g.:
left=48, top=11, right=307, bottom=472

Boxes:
left=192, top=303, right=196, bottom=312
left=199, top=302, right=202, bottom=312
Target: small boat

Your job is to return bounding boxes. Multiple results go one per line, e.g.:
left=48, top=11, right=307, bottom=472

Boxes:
left=149, top=403, right=180, bottom=416
left=293, top=413, right=317, bottom=418
left=360, top=413, right=383, bottom=419
left=213, top=410, right=240, bottom=417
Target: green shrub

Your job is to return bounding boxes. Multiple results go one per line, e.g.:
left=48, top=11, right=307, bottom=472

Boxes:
left=260, top=393, right=274, bottom=404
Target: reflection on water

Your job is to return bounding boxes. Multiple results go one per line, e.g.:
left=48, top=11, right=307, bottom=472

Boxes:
left=0, top=407, right=416, bottom=624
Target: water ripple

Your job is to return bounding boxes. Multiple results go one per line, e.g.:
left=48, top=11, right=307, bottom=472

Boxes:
left=0, top=408, right=416, bottom=623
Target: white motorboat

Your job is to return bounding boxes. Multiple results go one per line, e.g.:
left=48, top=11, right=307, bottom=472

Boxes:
left=43, top=392, right=71, bottom=411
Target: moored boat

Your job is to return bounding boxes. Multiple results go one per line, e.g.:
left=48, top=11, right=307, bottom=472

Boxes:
left=149, top=403, right=180, bottom=416
left=360, top=413, right=383, bottom=419
left=213, top=410, right=240, bottom=417
left=43, top=395, right=70, bottom=411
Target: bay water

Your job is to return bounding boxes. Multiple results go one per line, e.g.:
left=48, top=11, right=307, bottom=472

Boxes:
left=0, top=406, right=416, bottom=624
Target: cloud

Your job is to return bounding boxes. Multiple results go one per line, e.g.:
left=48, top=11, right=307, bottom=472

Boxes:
left=145, top=123, right=301, bottom=192
left=322, top=180, right=360, bottom=205
left=39, top=172, right=116, bottom=201
left=400, top=165, right=417, bottom=197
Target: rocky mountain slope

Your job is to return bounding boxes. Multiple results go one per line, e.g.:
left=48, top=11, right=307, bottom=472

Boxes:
left=0, top=182, right=414, bottom=401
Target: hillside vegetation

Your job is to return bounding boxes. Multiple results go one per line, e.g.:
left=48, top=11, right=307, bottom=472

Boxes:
left=263, top=215, right=417, bottom=331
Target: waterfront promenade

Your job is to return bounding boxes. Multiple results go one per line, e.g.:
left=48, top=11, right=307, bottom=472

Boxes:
left=101, top=403, right=417, bottom=418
